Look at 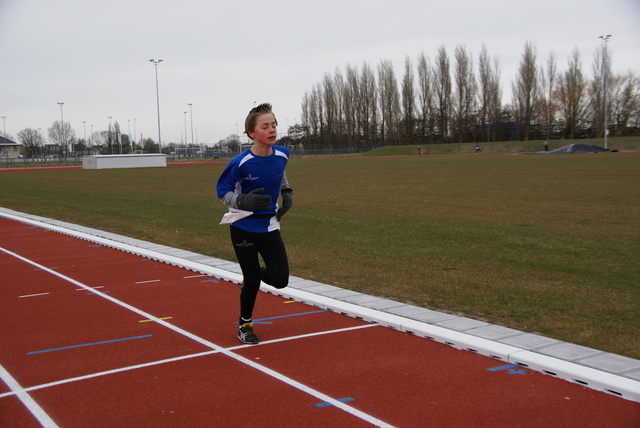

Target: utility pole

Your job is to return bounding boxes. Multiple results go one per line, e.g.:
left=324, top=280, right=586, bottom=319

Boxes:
left=599, top=35, right=611, bottom=150
left=150, top=59, right=163, bottom=153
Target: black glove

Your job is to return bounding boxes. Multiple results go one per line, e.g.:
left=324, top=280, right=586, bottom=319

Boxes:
left=276, top=188, right=293, bottom=221
left=237, top=188, right=272, bottom=211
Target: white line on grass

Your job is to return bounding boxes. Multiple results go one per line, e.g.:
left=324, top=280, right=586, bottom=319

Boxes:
left=1, top=245, right=393, bottom=428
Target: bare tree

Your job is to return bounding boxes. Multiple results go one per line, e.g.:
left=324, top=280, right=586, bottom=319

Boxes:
left=557, top=48, right=588, bottom=138
left=433, top=46, right=452, bottom=142
left=142, top=137, right=158, bottom=153
left=539, top=51, right=557, bottom=140
left=487, top=58, right=502, bottom=142
left=113, top=121, right=123, bottom=154
left=416, top=51, right=434, bottom=142
left=479, top=47, right=502, bottom=142
left=343, top=63, right=360, bottom=147
left=359, top=61, right=378, bottom=146
left=17, top=128, right=46, bottom=157
left=401, top=55, right=416, bottom=142
left=302, top=84, right=323, bottom=147
left=333, top=67, right=345, bottom=141
left=512, top=41, right=539, bottom=140
left=377, top=59, right=400, bottom=144
left=298, top=41, right=637, bottom=148
left=48, top=120, right=76, bottom=155
left=589, top=44, right=607, bottom=138
left=610, top=72, right=640, bottom=135
left=478, top=45, right=492, bottom=142
left=314, top=83, right=324, bottom=146
left=300, top=92, right=311, bottom=143
left=90, top=130, right=106, bottom=151
left=590, top=46, right=639, bottom=137
left=322, top=72, right=338, bottom=147
left=453, top=45, right=477, bottom=143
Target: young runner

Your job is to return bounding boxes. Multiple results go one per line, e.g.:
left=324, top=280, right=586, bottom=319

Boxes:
left=216, top=103, right=293, bottom=344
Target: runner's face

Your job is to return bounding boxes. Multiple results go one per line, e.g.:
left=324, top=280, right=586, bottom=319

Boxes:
left=249, top=113, right=277, bottom=146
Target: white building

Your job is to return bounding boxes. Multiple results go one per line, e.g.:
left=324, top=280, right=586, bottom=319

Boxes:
left=0, top=136, right=21, bottom=159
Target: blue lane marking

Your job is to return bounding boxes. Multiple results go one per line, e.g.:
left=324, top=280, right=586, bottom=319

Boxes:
left=487, top=364, right=519, bottom=371
left=487, top=364, right=522, bottom=373
left=252, top=310, right=330, bottom=325
left=316, top=397, right=354, bottom=408
left=201, top=279, right=220, bottom=283
left=27, top=335, right=153, bottom=355
left=86, top=291, right=111, bottom=295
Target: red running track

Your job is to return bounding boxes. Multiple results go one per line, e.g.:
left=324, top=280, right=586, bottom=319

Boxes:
left=0, top=217, right=638, bottom=427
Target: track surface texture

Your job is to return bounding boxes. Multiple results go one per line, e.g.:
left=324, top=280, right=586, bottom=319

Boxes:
left=1, top=217, right=639, bottom=427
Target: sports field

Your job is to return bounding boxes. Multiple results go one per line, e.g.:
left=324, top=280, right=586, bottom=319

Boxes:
left=1, top=151, right=638, bottom=359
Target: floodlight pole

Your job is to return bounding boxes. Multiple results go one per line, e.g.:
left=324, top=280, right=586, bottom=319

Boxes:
left=599, top=35, right=611, bottom=150
left=188, top=103, right=194, bottom=145
left=57, top=102, right=65, bottom=155
left=184, top=111, right=188, bottom=146
left=108, top=116, right=113, bottom=154
left=150, top=59, right=163, bottom=153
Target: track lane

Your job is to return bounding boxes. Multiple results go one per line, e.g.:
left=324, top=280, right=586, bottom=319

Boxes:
left=0, top=225, right=394, bottom=427
left=1, top=218, right=639, bottom=427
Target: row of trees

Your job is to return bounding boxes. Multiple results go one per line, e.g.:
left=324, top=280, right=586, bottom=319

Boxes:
left=299, top=42, right=639, bottom=149
left=11, top=118, right=229, bottom=159
left=14, top=121, right=162, bottom=158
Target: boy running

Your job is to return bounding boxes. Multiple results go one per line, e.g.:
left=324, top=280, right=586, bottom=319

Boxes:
left=216, top=103, right=293, bottom=344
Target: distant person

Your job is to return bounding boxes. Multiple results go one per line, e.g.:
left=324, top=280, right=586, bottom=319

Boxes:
left=544, top=141, right=549, bottom=151
left=417, top=146, right=421, bottom=155
left=475, top=143, right=482, bottom=153
left=216, top=103, right=293, bottom=344
left=213, top=150, right=220, bottom=160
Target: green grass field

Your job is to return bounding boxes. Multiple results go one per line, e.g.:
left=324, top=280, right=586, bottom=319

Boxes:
left=1, top=151, right=638, bottom=358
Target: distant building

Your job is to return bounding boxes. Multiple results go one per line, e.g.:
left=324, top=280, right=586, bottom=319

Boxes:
left=0, top=135, right=21, bottom=159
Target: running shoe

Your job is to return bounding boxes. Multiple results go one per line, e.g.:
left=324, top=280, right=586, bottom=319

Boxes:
left=238, top=323, right=259, bottom=344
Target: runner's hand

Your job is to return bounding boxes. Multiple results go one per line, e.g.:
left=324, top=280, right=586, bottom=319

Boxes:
left=237, top=188, right=272, bottom=211
left=276, top=189, right=293, bottom=221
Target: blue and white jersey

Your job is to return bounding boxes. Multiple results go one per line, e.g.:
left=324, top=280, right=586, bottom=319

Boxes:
left=217, top=146, right=290, bottom=233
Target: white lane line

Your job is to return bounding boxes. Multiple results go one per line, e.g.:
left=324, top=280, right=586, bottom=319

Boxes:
left=0, top=363, right=59, bottom=428
left=0, top=324, right=377, bottom=400
left=18, top=293, right=50, bottom=298
left=134, top=279, right=161, bottom=284
left=1, top=246, right=392, bottom=428
left=0, top=351, right=218, bottom=400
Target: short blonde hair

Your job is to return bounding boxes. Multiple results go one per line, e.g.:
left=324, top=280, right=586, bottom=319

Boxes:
left=244, top=103, right=278, bottom=140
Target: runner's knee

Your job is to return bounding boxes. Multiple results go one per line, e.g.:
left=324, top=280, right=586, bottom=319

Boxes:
left=269, top=273, right=289, bottom=289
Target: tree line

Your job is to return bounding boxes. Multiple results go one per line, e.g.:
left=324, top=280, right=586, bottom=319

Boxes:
left=14, top=121, right=164, bottom=158
left=299, top=42, right=639, bottom=149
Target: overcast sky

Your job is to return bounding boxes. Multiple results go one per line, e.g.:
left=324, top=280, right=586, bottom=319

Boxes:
left=1, top=0, right=638, bottom=146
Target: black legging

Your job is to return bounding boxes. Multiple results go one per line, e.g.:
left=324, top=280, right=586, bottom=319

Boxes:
left=230, top=225, right=289, bottom=322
